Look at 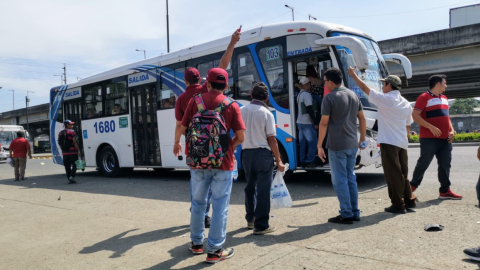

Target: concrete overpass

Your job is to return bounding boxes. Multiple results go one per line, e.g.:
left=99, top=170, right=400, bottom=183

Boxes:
left=0, top=103, right=50, bottom=140
left=379, top=23, right=480, bottom=101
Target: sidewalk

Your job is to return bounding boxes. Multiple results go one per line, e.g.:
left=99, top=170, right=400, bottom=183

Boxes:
left=32, top=153, right=52, bottom=159
left=408, top=141, right=479, bottom=148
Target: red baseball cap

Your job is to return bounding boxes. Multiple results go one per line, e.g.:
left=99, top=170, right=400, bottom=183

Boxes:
left=184, top=67, right=200, bottom=81
left=207, top=68, right=228, bottom=83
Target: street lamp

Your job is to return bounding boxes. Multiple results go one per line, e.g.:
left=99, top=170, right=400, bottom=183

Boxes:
left=285, top=5, right=294, bottom=21
left=135, top=49, right=146, bottom=59
left=8, top=89, right=14, bottom=110
left=26, top=91, right=35, bottom=139
left=166, top=0, right=170, bottom=53
left=54, top=74, right=63, bottom=85
left=308, top=14, right=317, bottom=20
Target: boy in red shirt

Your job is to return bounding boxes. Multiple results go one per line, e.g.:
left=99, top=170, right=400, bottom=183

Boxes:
left=175, top=68, right=245, bottom=263
left=9, top=131, right=32, bottom=181
left=410, top=75, right=462, bottom=199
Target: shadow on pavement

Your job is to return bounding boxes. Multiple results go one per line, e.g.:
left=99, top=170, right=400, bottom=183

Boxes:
left=79, top=225, right=190, bottom=258
left=0, top=168, right=387, bottom=207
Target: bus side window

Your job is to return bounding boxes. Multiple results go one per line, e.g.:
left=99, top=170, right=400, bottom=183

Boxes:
left=105, top=80, right=128, bottom=116
left=258, top=45, right=287, bottom=109
left=82, top=85, right=103, bottom=119
left=236, top=52, right=260, bottom=100
left=158, top=76, right=177, bottom=110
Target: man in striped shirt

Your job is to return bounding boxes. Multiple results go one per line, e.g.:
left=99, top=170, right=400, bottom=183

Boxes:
left=410, top=75, right=462, bottom=199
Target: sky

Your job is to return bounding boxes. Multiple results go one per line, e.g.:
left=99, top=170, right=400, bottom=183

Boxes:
left=0, top=0, right=478, bottom=113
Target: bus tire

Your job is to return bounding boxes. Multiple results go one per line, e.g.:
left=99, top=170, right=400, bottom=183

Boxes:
left=278, top=143, right=293, bottom=182
left=99, top=146, right=121, bottom=178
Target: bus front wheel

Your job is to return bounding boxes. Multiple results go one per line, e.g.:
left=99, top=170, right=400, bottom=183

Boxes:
left=99, top=146, right=121, bottom=177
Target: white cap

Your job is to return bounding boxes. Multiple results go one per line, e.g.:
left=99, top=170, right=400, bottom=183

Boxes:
left=299, top=77, right=310, bottom=85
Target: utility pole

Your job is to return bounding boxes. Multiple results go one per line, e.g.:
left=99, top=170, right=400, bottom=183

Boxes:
left=8, top=89, right=14, bottom=110
left=26, top=91, right=34, bottom=140
left=63, top=63, right=67, bottom=84
left=166, top=0, right=170, bottom=53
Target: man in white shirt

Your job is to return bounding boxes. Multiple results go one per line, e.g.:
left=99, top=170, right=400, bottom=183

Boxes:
left=348, top=67, right=416, bottom=214
left=241, top=82, right=285, bottom=234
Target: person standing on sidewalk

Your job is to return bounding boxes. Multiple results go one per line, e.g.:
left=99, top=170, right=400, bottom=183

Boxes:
left=348, top=67, right=416, bottom=214
left=177, top=68, right=245, bottom=263
left=296, top=77, right=319, bottom=168
left=173, top=29, right=241, bottom=228
left=9, top=131, right=32, bottom=181
left=241, top=82, right=285, bottom=235
left=463, top=146, right=480, bottom=261
left=317, top=67, right=366, bottom=224
left=59, top=120, right=82, bottom=184
left=410, top=75, right=462, bottom=199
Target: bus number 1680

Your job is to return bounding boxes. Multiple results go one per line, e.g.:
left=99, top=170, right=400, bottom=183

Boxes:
left=93, top=120, right=116, bottom=134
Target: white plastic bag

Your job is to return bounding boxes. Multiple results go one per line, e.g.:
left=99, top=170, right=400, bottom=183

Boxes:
left=270, top=163, right=292, bottom=209
left=6, top=157, right=14, bottom=167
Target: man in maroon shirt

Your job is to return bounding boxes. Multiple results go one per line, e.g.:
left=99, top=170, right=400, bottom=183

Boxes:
left=9, top=131, right=32, bottom=181
left=175, top=68, right=245, bottom=263
left=173, top=29, right=240, bottom=229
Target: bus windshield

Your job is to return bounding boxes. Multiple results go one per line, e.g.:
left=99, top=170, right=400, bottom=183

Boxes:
left=332, top=32, right=389, bottom=109
left=0, top=131, right=16, bottom=146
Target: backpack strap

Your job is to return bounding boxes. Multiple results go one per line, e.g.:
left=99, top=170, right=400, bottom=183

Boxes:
left=193, top=93, right=207, bottom=112
left=214, top=97, right=235, bottom=113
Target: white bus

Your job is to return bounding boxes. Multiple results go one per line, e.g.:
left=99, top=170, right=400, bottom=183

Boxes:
left=49, top=21, right=412, bottom=178
left=0, top=125, right=30, bottom=160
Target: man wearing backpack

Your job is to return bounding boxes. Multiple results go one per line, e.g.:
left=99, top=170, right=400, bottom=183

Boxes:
left=173, top=29, right=241, bottom=228
left=59, top=120, right=81, bottom=184
left=176, top=68, right=245, bottom=263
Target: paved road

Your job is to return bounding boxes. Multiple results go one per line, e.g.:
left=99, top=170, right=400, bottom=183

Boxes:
left=0, top=146, right=479, bottom=269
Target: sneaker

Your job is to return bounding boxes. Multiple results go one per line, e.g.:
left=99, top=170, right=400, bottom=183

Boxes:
left=353, top=216, right=361, bottom=222
left=189, top=242, right=204, bottom=255
left=253, top=226, right=276, bottom=235
left=384, top=206, right=407, bottom=214
left=204, top=216, right=211, bottom=229
left=439, top=189, right=463, bottom=200
left=206, top=248, right=234, bottom=263
left=305, top=163, right=318, bottom=168
left=464, top=246, right=480, bottom=261
left=68, top=177, right=77, bottom=184
left=328, top=215, right=353, bottom=224
left=14, top=179, right=19, bottom=181
left=247, top=217, right=255, bottom=230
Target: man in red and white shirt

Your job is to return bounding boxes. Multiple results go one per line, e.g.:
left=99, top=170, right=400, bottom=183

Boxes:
left=410, top=75, right=462, bottom=199
left=9, top=131, right=32, bottom=181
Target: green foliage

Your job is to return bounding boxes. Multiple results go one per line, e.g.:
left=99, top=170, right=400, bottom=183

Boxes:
left=450, top=98, right=478, bottom=115
left=409, top=133, right=480, bottom=143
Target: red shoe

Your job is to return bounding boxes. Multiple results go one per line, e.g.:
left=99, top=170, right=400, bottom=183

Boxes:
left=439, top=189, right=463, bottom=200
left=411, top=185, right=417, bottom=192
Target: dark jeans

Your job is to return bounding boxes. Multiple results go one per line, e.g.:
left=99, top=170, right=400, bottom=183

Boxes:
left=476, top=174, right=480, bottom=204
left=63, top=154, right=78, bottom=179
left=411, top=138, right=452, bottom=193
left=242, top=148, right=274, bottom=230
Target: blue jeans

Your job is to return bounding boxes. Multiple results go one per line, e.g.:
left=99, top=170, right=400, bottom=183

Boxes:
left=298, top=123, right=318, bottom=164
left=190, top=168, right=212, bottom=217
left=242, top=148, right=274, bottom=230
left=190, top=169, right=233, bottom=253
left=329, top=147, right=360, bottom=219
left=411, top=138, right=452, bottom=193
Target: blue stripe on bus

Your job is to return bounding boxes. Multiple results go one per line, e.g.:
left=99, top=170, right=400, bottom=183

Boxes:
left=247, top=44, right=290, bottom=115
left=276, top=128, right=297, bottom=169
left=49, top=85, right=68, bottom=165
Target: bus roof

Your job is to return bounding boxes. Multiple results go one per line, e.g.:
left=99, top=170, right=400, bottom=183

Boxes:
left=51, top=21, right=371, bottom=92
left=0, top=125, right=25, bottom=131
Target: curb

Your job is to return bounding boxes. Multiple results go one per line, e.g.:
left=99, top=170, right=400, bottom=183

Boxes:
left=32, top=156, right=52, bottom=159
left=409, top=142, right=479, bottom=148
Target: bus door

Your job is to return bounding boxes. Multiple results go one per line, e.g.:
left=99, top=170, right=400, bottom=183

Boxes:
left=63, top=99, right=83, bottom=153
left=130, top=83, right=161, bottom=166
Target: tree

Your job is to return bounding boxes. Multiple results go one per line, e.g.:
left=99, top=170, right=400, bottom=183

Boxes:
left=450, top=98, right=477, bottom=115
